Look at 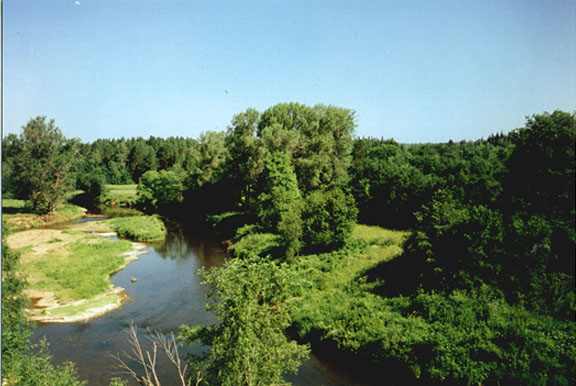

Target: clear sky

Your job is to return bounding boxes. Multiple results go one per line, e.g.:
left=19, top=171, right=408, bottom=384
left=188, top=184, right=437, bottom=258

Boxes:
left=3, top=0, right=575, bottom=143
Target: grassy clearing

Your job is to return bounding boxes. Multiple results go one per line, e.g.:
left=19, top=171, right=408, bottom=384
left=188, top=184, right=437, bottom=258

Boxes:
left=2, top=199, right=87, bottom=231
left=353, top=224, right=408, bottom=265
left=108, top=215, right=166, bottom=242
left=104, top=184, right=138, bottom=207
left=7, top=226, right=141, bottom=322
left=23, top=235, right=132, bottom=302
left=229, top=232, right=281, bottom=258
left=289, top=225, right=408, bottom=297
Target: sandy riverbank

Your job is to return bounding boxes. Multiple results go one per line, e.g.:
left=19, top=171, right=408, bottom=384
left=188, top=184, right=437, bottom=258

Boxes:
left=6, top=225, right=149, bottom=323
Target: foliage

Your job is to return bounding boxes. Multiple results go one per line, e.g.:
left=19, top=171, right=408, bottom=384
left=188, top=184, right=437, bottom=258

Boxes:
left=75, top=171, right=109, bottom=207
left=137, top=169, right=185, bottom=212
left=301, top=188, right=358, bottom=253
left=1, top=229, right=85, bottom=385
left=181, top=256, right=310, bottom=385
left=9, top=116, right=78, bottom=213
left=257, top=151, right=303, bottom=258
left=21, top=236, right=132, bottom=301
left=188, top=131, right=228, bottom=189
left=292, top=286, right=575, bottom=385
left=225, top=108, right=263, bottom=210
left=128, top=140, right=158, bottom=181
left=1, top=230, right=33, bottom=361
left=104, top=184, right=138, bottom=208
left=109, top=215, right=167, bottom=242
left=2, top=341, right=86, bottom=386
left=286, top=224, right=575, bottom=385
left=228, top=232, right=281, bottom=259
left=2, top=201, right=86, bottom=231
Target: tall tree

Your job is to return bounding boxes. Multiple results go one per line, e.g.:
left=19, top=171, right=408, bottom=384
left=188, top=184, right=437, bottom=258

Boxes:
left=257, top=151, right=303, bottom=258
left=225, top=108, right=263, bottom=210
left=128, top=140, right=158, bottom=182
left=11, top=117, right=78, bottom=213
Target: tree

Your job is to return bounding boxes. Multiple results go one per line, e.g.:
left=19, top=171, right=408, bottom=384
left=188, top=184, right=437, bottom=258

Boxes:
left=225, top=108, right=263, bottom=210
left=128, top=140, right=158, bottom=182
left=1, top=133, right=23, bottom=198
left=137, top=169, right=185, bottom=212
left=301, top=188, right=358, bottom=253
left=257, top=103, right=356, bottom=193
left=11, top=117, right=77, bottom=213
left=189, top=131, right=228, bottom=189
left=257, top=152, right=303, bottom=258
left=181, top=256, right=310, bottom=385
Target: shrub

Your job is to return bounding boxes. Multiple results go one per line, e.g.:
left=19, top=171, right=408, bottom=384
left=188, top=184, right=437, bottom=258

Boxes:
left=301, top=188, right=358, bottom=253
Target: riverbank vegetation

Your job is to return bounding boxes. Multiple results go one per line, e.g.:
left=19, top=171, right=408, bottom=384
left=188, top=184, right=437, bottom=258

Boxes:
left=5, top=228, right=135, bottom=322
left=2, top=106, right=574, bottom=384
left=2, top=229, right=86, bottom=385
left=108, top=215, right=167, bottom=242
left=2, top=199, right=86, bottom=231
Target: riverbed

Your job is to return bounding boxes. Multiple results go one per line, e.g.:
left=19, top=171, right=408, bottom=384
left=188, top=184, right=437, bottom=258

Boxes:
left=31, top=219, right=371, bottom=385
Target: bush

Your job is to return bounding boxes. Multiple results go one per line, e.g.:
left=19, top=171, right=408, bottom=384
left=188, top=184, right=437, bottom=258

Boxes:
left=301, top=188, right=358, bottom=253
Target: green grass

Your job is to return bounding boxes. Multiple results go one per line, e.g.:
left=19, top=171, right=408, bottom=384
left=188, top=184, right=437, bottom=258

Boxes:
left=104, top=184, right=138, bottom=207
left=353, top=224, right=408, bottom=246
left=44, top=294, right=120, bottom=318
left=353, top=224, right=409, bottom=264
left=108, top=215, right=166, bottom=242
left=101, top=206, right=143, bottom=218
left=2, top=200, right=86, bottom=231
left=2, top=198, right=28, bottom=212
left=23, top=235, right=132, bottom=302
left=229, top=232, right=281, bottom=258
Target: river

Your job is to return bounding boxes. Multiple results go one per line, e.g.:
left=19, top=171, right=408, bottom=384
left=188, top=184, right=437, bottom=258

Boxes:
left=32, top=218, right=372, bottom=385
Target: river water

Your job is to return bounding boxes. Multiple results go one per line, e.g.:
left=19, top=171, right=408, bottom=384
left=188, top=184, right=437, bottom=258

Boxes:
left=32, top=219, right=371, bottom=385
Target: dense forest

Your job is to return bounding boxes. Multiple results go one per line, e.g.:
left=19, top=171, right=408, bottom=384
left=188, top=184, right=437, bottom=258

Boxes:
left=2, top=105, right=575, bottom=385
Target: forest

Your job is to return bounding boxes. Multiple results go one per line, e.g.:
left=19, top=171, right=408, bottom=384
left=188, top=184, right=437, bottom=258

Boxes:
left=2, top=104, right=575, bottom=385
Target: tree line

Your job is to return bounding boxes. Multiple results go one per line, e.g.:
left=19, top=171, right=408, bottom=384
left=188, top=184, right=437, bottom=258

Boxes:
left=2, top=106, right=575, bottom=384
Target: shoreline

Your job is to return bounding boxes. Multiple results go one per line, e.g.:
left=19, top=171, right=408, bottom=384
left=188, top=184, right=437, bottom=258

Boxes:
left=27, top=239, right=149, bottom=324
left=7, top=224, right=150, bottom=324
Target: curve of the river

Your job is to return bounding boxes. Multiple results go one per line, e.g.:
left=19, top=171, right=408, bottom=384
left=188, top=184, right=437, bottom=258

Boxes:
left=32, top=218, right=372, bottom=385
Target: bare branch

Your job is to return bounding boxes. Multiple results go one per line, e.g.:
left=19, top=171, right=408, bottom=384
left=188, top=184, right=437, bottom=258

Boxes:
left=110, top=321, right=191, bottom=386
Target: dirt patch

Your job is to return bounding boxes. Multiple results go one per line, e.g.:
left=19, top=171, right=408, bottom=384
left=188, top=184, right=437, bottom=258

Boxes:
left=27, top=289, right=60, bottom=309
left=29, top=287, right=130, bottom=324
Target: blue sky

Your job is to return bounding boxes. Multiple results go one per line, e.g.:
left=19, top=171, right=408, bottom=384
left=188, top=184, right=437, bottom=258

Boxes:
left=3, top=0, right=575, bottom=143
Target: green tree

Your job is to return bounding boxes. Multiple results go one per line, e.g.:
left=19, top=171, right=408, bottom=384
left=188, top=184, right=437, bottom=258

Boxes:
left=76, top=170, right=109, bottom=207
left=11, top=117, right=78, bottom=213
left=257, top=152, right=303, bottom=258
left=301, top=188, right=358, bottom=253
left=225, top=108, right=263, bottom=210
left=128, top=139, right=158, bottom=182
left=181, top=256, right=310, bottom=385
left=189, top=131, right=228, bottom=189
left=137, top=169, right=185, bottom=212
left=257, top=103, right=356, bottom=193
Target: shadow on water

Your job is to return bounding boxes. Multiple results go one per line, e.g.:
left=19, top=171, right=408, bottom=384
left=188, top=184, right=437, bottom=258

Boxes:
left=32, top=218, right=377, bottom=386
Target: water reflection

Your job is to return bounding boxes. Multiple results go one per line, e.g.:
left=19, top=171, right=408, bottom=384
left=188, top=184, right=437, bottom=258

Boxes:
left=32, top=221, right=369, bottom=385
